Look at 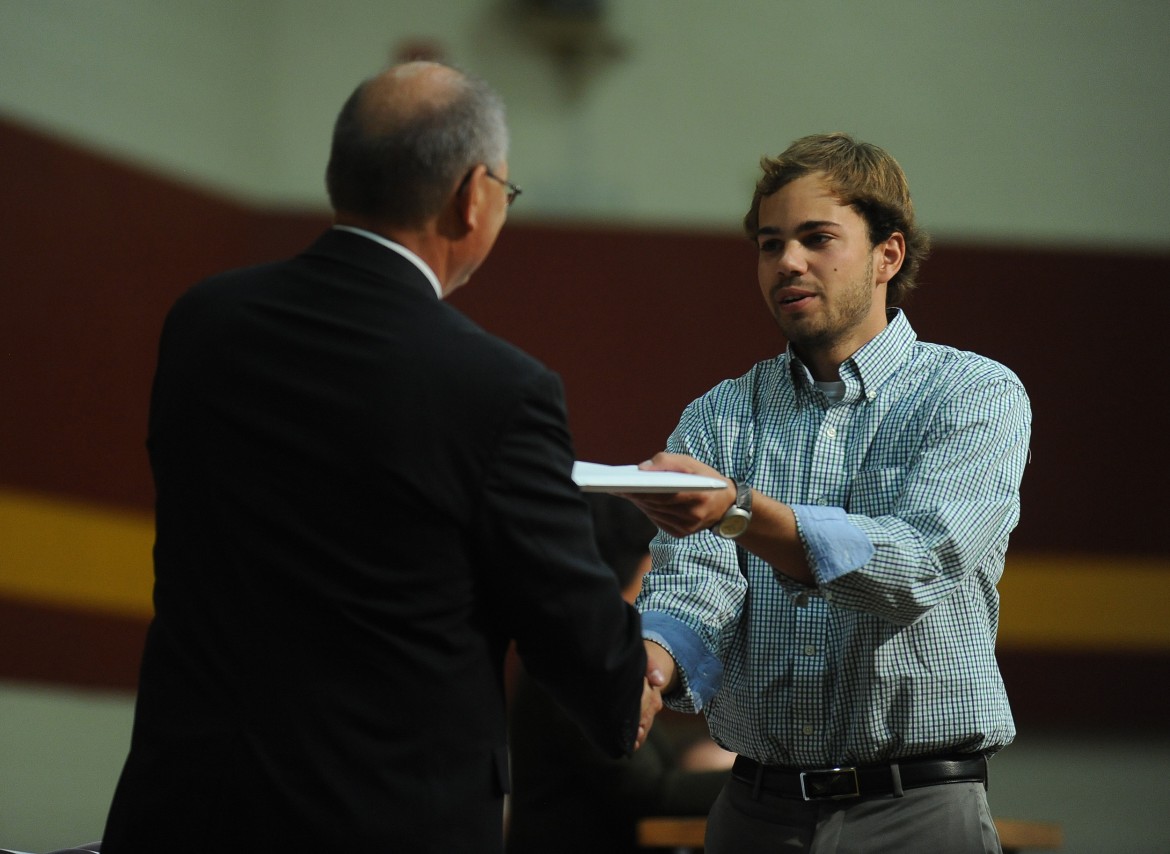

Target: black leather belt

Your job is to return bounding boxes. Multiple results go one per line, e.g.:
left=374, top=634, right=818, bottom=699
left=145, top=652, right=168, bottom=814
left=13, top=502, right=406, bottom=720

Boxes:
left=732, top=753, right=988, bottom=801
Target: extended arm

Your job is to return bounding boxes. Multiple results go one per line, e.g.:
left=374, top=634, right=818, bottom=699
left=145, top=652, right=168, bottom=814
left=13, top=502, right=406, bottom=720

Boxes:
left=631, top=372, right=1031, bottom=625
left=627, top=452, right=814, bottom=585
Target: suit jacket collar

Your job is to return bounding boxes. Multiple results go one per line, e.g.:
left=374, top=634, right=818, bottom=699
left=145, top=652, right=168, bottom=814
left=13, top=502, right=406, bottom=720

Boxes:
left=301, top=228, right=441, bottom=301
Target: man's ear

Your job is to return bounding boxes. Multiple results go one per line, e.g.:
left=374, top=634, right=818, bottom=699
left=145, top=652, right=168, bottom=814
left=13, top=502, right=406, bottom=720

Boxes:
left=437, top=166, right=480, bottom=241
left=453, top=164, right=486, bottom=233
left=875, top=232, right=906, bottom=285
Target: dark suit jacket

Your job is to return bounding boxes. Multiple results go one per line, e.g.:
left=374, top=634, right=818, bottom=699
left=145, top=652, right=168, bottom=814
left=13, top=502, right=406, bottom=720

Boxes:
left=103, top=229, right=646, bottom=853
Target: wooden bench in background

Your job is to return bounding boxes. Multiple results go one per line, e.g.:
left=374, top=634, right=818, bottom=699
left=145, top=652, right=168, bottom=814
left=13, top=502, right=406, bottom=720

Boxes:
left=637, top=815, right=1062, bottom=853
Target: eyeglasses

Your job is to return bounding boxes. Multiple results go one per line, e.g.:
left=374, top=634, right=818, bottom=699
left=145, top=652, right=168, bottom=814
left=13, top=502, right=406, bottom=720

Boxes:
left=483, top=169, right=522, bottom=206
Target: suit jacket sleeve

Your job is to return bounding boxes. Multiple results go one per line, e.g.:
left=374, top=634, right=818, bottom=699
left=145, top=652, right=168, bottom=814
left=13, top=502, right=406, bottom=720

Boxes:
left=477, top=369, right=646, bottom=758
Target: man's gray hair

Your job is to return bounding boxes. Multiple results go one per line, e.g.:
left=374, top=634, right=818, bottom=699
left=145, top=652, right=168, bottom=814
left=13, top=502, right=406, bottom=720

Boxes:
left=326, top=66, right=508, bottom=227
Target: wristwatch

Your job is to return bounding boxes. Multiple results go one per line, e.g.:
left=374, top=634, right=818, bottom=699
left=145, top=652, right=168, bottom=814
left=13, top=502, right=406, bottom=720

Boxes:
left=714, top=478, right=752, bottom=539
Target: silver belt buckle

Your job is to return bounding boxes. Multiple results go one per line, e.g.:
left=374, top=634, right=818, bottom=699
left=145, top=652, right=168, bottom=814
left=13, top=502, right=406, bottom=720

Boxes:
left=799, top=766, right=860, bottom=800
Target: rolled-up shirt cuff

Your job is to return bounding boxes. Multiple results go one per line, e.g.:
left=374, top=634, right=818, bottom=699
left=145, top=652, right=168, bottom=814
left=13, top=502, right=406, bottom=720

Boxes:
left=791, top=503, right=875, bottom=584
left=641, top=611, right=722, bottom=710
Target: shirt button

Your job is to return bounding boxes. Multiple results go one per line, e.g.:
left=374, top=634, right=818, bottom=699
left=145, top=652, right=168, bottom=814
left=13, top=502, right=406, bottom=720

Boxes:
left=803, top=644, right=816, bottom=656
left=824, top=426, right=837, bottom=438
left=802, top=725, right=815, bottom=735
left=866, top=391, right=876, bottom=401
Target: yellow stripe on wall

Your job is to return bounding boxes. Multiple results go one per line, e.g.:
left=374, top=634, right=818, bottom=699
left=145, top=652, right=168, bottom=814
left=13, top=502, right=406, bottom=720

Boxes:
left=2, top=487, right=1169, bottom=650
left=997, top=553, right=1170, bottom=651
left=0, top=488, right=154, bottom=618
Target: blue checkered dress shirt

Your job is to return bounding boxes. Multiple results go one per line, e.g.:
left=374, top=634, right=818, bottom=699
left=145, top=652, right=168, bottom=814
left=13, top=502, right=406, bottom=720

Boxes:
left=638, top=310, right=1032, bottom=767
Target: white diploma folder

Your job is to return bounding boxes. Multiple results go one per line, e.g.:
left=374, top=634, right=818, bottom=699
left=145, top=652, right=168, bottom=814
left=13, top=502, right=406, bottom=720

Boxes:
left=571, top=461, right=727, bottom=493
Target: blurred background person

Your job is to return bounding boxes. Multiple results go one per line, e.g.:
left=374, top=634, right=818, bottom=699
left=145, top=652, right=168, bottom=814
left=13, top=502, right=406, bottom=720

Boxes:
left=507, top=493, right=733, bottom=854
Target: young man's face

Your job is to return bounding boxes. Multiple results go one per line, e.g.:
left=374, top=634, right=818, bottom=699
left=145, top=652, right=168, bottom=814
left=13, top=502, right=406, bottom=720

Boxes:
left=754, top=173, right=901, bottom=378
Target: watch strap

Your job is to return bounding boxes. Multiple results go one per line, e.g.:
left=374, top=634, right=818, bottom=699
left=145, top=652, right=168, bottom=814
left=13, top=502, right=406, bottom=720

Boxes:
left=715, top=478, right=752, bottom=539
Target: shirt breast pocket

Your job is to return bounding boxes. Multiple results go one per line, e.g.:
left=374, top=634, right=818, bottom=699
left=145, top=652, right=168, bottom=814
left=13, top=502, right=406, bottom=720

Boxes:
left=845, top=466, right=904, bottom=516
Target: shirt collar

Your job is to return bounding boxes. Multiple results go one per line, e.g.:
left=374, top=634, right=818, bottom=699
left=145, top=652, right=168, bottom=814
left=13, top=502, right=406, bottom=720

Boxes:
left=331, top=225, right=444, bottom=300
left=787, top=308, right=917, bottom=402
left=849, top=308, right=916, bottom=394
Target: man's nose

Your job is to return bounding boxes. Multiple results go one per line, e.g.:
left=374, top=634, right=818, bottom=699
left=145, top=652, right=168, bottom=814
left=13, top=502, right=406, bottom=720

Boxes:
left=773, top=244, right=806, bottom=277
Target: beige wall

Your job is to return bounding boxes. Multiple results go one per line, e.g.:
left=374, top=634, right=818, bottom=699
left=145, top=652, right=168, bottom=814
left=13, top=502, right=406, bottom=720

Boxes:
left=2, top=0, right=1169, bottom=246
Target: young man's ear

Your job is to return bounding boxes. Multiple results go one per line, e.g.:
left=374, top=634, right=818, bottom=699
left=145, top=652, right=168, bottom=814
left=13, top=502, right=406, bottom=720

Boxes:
left=876, top=232, right=906, bottom=285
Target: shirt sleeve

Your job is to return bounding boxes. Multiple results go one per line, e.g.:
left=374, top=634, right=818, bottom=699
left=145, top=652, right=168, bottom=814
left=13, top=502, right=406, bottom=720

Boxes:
left=642, top=611, right=724, bottom=711
left=790, top=504, right=876, bottom=583
left=634, top=382, right=754, bottom=714
left=823, top=369, right=1032, bottom=625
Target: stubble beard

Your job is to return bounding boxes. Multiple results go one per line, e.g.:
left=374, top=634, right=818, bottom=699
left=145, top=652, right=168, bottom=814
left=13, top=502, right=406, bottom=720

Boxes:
left=775, top=255, right=875, bottom=354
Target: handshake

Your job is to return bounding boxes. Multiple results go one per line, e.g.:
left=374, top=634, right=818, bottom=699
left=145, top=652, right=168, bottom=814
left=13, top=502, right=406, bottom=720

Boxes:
left=634, top=639, right=677, bottom=751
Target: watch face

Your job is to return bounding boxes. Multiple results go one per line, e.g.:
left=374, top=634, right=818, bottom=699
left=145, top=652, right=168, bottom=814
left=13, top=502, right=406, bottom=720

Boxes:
left=718, top=511, right=750, bottom=538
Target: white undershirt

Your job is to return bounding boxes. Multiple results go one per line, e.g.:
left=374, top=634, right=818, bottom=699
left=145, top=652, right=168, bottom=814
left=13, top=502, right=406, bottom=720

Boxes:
left=332, top=225, right=444, bottom=300
left=816, top=380, right=846, bottom=404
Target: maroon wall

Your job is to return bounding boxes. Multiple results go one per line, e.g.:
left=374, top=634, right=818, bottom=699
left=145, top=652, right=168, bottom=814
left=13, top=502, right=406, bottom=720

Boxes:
left=3, top=117, right=1168, bottom=727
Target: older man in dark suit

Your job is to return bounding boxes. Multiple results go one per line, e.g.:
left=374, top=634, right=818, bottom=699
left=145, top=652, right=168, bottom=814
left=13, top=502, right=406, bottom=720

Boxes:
left=102, top=61, right=660, bottom=853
